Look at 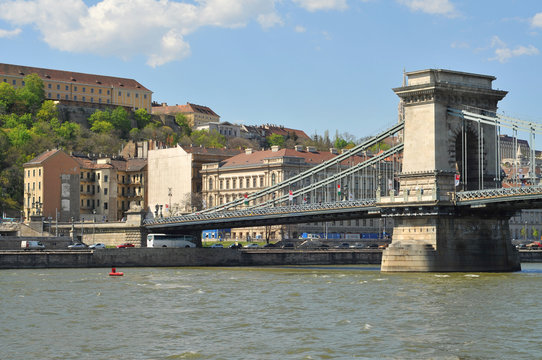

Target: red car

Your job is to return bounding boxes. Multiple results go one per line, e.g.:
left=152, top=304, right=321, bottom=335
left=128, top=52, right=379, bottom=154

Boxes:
left=116, top=243, right=135, bottom=248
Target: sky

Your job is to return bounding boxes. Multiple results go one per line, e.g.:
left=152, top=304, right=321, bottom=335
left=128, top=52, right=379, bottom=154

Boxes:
left=1, top=0, right=542, bottom=142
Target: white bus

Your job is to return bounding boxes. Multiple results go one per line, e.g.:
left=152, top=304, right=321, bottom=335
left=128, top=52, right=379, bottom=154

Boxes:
left=147, top=234, right=196, bottom=248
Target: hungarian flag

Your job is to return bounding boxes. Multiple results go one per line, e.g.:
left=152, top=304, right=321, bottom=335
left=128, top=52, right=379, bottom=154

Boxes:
left=337, top=184, right=341, bottom=196
left=288, top=190, right=293, bottom=201
left=455, top=174, right=460, bottom=187
left=303, top=197, right=307, bottom=204
left=244, top=193, right=249, bottom=205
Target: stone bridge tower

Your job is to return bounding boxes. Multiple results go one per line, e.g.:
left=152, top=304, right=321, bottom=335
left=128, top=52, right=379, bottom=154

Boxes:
left=380, top=69, right=520, bottom=272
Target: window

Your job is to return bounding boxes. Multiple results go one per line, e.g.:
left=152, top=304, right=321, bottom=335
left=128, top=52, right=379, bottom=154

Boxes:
left=232, top=179, right=236, bottom=189
left=127, top=92, right=130, bottom=97
left=104, top=188, right=108, bottom=195
left=87, top=199, right=90, bottom=207
left=65, top=95, right=69, bottom=100
left=97, top=185, right=100, bottom=193
left=90, top=98, right=93, bottom=103
left=98, top=89, right=102, bottom=94
left=80, top=185, right=83, bottom=192
left=56, top=94, right=60, bottom=99
left=107, top=90, right=110, bottom=95
left=104, top=202, right=108, bottom=210
left=91, top=88, right=94, bottom=93
left=12, top=80, right=16, bottom=85
left=65, top=85, right=69, bottom=91
left=48, top=92, right=51, bottom=98
left=104, top=175, right=108, bottom=182
left=271, top=173, right=276, bottom=185
left=107, top=99, right=110, bottom=104
left=118, top=91, right=121, bottom=96
left=33, top=169, right=35, bottom=177
left=74, top=95, right=77, bottom=101
left=39, top=182, right=41, bottom=190
left=97, top=200, right=100, bottom=207
left=39, top=169, right=41, bottom=176
left=82, top=96, right=85, bottom=102
left=82, top=87, right=86, bottom=92
left=252, top=178, right=256, bottom=187
left=74, top=86, right=77, bottom=91
left=135, top=93, right=138, bottom=98
left=48, top=84, right=51, bottom=89
left=57, top=84, right=60, bottom=90
left=209, top=178, right=213, bottom=190
left=144, top=94, right=147, bottom=99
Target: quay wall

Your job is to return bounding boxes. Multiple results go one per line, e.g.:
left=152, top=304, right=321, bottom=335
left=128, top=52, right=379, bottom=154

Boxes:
left=0, top=249, right=383, bottom=269
left=0, top=249, right=539, bottom=270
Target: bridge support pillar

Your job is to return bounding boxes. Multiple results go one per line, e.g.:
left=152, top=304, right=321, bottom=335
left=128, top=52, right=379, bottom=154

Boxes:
left=381, top=214, right=520, bottom=272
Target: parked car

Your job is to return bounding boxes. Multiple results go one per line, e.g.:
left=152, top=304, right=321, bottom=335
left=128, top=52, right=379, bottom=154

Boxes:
left=367, top=244, right=379, bottom=249
left=350, top=243, right=366, bottom=249
left=117, top=243, right=135, bottom=248
left=263, top=243, right=276, bottom=248
left=88, top=243, right=106, bottom=249
left=210, top=243, right=224, bottom=248
left=244, top=243, right=260, bottom=249
left=68, top=243, right=87, bottom=249
left=281, top=243, right=295, bottom=249
left=337, top=242, right=350, bottom=249
left=229, top=243, right=243, bottom=249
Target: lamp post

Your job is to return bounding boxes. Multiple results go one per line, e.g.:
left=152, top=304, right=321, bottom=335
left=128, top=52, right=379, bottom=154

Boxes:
left=93, top=209, right=96, bottom=243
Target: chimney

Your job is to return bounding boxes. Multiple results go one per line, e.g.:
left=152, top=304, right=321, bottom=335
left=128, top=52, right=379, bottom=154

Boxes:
left=294, top=145, right=303, bottom=152
left=329, top=148, right=338, bottom=154
left=306, top=146, right=317, bottom=153
left=245, top=148, right=253, bottom=155
left=271, top=145, right=280, bottom=152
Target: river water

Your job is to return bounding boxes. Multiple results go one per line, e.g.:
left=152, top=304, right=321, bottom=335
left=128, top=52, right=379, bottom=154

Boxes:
left=1, top=264, right=542, bottom=360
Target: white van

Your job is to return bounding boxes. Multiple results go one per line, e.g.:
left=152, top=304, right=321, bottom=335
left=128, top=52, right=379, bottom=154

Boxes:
left=21, top=240, right=45, bottom=250
left=147, top=234, right=196, bottom=248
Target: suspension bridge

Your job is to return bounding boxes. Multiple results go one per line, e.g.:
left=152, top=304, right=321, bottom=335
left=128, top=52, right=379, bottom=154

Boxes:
left=145, top=69, right=542, bottom=272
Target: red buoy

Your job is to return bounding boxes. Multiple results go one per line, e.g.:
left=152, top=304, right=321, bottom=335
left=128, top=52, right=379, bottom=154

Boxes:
left=109, top=267, right=124, bottom=276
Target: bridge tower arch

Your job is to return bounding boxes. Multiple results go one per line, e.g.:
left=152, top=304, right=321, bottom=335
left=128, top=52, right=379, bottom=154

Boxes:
left=380, top=69, right=520, bottom=272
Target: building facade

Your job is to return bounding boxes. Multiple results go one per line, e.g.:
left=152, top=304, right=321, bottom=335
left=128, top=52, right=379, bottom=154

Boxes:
left=147, top=145, right=241, bottom=217
left=24, top=150, right=147, bottom=223
left=23, top=149, right=80, bottom=222
left=0, top=63, right=152, bottom=111
left=151, top=102, right=220, bottom=127
left=201, top=146, right=392, bottom=241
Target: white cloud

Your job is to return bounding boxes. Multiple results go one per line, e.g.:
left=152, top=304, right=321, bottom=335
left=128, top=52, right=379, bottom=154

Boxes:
left=397, top=0, right=458, bottom=18
left=295, top=25, right=307, bottom=33
left=0, top=28, right=21, bottom=38
left=293, top=0, right=347, bottom=12
left=532, top=13, right=542, bottom=28
left=0, top=0, right=285, bottom=67
left=450, top=41, right=469, bottom=49
left=489, top=36, right=539, bottom=63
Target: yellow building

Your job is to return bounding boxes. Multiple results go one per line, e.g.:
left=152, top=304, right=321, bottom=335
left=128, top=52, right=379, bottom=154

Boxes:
left=0, top=63, right=152, bottom=112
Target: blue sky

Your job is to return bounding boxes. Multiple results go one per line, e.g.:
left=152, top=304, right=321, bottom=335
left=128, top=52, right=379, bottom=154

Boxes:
left=1, top=0, right=541, bottom=141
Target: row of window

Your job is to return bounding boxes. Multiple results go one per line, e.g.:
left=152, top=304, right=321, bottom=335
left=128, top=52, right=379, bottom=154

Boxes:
left=26, top=169, right=41, bottom=177
left=209, top=176, right=266, bottom=191
left=81, top=198, right=108, bottom=210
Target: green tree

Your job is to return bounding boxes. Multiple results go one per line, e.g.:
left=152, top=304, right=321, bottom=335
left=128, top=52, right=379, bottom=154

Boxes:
left=175, top=113, right=192, bottom=136
left=14, top=74, right=44, bottom=114
left=57, top=122, right=80, bottom=140
left=267, top=133, right=285, bottom=148
left=134, top=108, right=151, bottom=129
left=91, top=120, right=115, bottom=134
left=7, top=124, right=32, bottom=148
left=88, top=109, right=111, bottom=126
left=110, top=107, right=131, bottom=134
left=0, top=82, right=16, bottom=114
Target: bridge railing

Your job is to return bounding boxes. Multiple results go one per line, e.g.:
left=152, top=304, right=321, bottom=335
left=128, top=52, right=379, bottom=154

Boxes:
left=456, top=185, right=542, bottom=201
left=144, top=199, right=377, bottom=225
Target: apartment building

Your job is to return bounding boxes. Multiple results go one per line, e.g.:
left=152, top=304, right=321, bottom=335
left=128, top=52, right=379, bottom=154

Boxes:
left=147, top=145, right=241, bottom=217
left=0, top=63, right=152, bottom=111
left=24, top=149, right=147, bottom=222
left=23, top=149, right=80, bottom=222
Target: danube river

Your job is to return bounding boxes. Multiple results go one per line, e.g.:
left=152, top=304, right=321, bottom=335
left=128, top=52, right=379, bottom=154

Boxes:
left=2, top=264, right=542, bottom=359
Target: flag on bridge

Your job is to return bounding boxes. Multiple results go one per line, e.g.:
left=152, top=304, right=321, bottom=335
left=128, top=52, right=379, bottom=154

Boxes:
left=337, top=184, right=341, bottom=197
left=244, top=193, right=249, bottom=205
left=289, top=190, right=293, bottom=201
left=455, top=174, right=460, bottom=187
